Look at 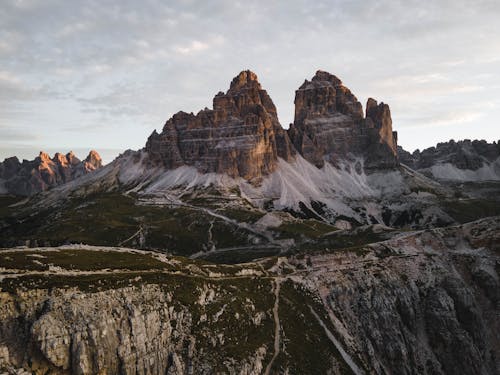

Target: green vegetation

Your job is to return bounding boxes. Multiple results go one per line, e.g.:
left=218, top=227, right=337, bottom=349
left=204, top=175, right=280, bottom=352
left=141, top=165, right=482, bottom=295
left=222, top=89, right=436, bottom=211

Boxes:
left=0, top=249, right=171, bottom=272
left=0, top=195, right=27, bottom=217
left=441, top=198, right=500, bottom=224
left=215, top=207, right=265, bottom=223
left=0, top=193, right=258, bottom=257
left=292, top=226, right=388, bottom=255
left=199, top=246, right=282, bottom=264
left=271, top=281, right=355, bottom=374
left=273, top=219, right=337, bottom=240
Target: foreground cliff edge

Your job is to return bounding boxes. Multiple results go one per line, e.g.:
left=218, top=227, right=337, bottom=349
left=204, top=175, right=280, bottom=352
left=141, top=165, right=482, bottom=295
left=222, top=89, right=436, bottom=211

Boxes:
left=0, top=70, right=499, bottom=374
left=0, top=217, right=498, bottom=374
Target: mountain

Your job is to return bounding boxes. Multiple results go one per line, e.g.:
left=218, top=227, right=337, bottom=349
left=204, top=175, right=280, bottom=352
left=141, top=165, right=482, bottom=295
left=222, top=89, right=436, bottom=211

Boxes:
left=24, top=70, right=453, bottom=230
left=145, top=70, right=397, bottom=183
left=1, top=70, right=499, bottom=374
left=398, top=139, right=500, bottom=181
left=146, top=70, right=294, bottom=183
left=289, top=70, right=398, bottom=169
left=0, top=150, right=102, bottom=196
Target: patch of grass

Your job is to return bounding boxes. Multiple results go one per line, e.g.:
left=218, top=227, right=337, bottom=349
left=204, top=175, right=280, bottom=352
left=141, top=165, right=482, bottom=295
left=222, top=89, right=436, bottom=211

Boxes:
left=441, top=198, right=500, bottom=224
left=0, top=195, right=27, bottom=217
left=271, top=281, right=355, bottom=374
left=273, top=219, right=337, bottom=240
left=215, top=207, right=265, bottom=223
left=0, top=249, right=171, bottom=272
left=293, top=226, right=387, bottom=255
left=199, top=246, right=282, bottom=264
left=0, top=193, right=261, bottom=257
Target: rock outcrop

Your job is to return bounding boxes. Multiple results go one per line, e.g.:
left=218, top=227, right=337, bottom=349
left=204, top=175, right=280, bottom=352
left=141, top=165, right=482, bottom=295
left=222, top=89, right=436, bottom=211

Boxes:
left=0, top=150, right=102, bottom=196
left=302, top=216, right=500, bottom=374
left=288, top=70, right=398, bottom=169
left=398, top=140, right=500, bottom=181
left=146, top=70, right=295, bottom=183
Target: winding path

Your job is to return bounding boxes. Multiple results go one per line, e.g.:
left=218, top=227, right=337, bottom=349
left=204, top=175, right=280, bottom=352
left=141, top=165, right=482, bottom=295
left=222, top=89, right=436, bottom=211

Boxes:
left=264, top=278, right=282, bottom=375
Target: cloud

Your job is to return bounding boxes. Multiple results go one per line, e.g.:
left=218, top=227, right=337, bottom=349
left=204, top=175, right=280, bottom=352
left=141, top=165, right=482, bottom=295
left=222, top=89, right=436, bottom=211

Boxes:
left=1, top=0, right=500, bottom=157
left=174, top=40, right=210, bottom=55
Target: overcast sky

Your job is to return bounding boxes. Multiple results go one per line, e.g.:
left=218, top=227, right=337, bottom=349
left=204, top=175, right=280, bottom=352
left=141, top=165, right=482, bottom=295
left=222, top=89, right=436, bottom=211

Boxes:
left=1, top=0, right=499, bottom=163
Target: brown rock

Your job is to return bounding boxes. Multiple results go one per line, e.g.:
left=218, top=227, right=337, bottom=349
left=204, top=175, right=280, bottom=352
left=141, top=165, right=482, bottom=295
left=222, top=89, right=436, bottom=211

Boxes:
left=364, top=98, right=398, bottom=169
left=289, top=70, right=398, bottom=169
left=146, top=70, right=295, bottom=182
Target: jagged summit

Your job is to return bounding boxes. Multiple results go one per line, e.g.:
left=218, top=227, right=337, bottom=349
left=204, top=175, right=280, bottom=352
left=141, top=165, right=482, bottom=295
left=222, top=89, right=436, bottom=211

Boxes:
left=146, top=69, right=399, bottom=181
left=228, top=69, right=261, bottom=91
left=0, top=150, right=103, bottom=196
left=398, top=139, right=500, bottom=181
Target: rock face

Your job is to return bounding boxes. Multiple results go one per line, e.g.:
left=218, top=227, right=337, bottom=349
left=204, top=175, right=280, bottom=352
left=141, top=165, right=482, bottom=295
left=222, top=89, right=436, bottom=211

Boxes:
left=398, top=140, right=500, bottom=181
left=0, top=285, right=269, bottom=374
left=146, top=70, right=295, bottom=183
left=288, top=70, right=398, bottom=169
left=0, top=150, right=102, bottom=196
left=399, top=140, right=500, bottom=170
left=146, top=70, right=399, bottom=183
left=300, top=216, right=500, bottom=375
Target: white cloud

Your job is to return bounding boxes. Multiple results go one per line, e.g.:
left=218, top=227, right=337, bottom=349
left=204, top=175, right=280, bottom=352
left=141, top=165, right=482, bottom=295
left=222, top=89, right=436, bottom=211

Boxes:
left=174, top=40, right=210, bottom=55
left=1, top=0, right=500, bottom=158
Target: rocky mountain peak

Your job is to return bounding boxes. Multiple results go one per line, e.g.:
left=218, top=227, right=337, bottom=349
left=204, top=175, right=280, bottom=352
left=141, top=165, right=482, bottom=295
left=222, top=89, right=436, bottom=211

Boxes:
left=66, top=151, right=81, bottom=166
left=228, top=70, right=261, bottom=91
left=146, top=71, right=294, bottom=182
left=146, top=70, right=399, bottom=179
left=310, top=69, right=343, bottom=86
left=365, top=98, right=397, bottom=156
left=53, top=152, right=69, bottom=166
left=85, top=150, right=102, bottom=168
left=289, top=70, right=397, bottom=168
left=38, top=151, right=51, bottom=162
left=214, top=70, right=278, bottom=118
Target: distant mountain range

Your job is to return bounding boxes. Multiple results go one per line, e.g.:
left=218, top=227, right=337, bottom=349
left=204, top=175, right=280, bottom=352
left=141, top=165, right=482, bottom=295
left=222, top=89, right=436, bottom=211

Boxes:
left=0, top=150, right=102, bottom=196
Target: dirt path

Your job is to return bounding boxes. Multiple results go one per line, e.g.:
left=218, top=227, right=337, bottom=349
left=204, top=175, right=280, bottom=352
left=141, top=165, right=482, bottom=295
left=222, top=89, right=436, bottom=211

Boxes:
left=264, top=278, right=282, bottom=375
left=309, top=306, right=365, bottom=375
left=118, top=225, right=143, bottom=246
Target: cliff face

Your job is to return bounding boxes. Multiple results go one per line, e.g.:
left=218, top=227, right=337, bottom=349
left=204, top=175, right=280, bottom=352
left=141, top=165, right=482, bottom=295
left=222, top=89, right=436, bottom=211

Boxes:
left=304, top=216, right=500, bottom=374
left=0, top=150, right=102, bottom=196
left=0, top=285, right=270, bottom=374
left=288, top=71, right=398, bottom=169
left=146, top=70, right=295, bottom=183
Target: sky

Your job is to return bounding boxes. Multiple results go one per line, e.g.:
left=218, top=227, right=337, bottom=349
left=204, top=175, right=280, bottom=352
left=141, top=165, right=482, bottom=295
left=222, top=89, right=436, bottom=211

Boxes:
left=1, top=0, right=500, bottom=164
